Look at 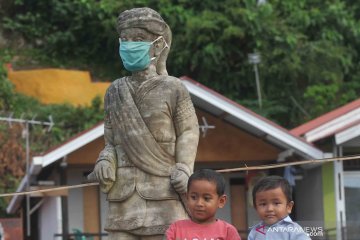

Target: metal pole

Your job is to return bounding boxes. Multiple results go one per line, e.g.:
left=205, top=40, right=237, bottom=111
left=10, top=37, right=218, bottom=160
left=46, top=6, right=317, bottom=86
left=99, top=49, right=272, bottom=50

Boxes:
left=0, top=114, right=54, bottom=238
left=248, top=53, right=262, bottom=109
left=25, top=121, right=31, bottom=237
left=253, top=64, right=262, bottom=109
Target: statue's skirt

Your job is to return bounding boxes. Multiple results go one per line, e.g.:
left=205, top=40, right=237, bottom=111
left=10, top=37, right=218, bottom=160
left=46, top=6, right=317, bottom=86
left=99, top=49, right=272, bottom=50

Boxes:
left=104, top=191, right=188, bottom=235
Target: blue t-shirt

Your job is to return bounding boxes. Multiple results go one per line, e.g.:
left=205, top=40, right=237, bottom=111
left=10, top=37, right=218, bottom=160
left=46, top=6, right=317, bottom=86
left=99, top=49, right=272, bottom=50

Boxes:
left=248, top=216, right=311, bottom=240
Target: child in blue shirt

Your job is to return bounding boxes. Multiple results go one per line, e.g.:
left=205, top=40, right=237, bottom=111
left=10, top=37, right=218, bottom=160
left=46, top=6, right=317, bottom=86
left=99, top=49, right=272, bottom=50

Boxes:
left=248, top=175, right=311, bottom=240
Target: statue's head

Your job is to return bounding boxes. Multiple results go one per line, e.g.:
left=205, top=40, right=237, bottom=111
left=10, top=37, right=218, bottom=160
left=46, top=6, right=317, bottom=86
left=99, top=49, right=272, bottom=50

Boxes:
left=117, top=7, right=172, bottom=75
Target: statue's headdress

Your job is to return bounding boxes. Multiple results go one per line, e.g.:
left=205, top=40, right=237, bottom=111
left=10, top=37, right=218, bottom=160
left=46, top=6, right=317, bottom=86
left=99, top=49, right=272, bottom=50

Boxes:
left=117, top=8, right=172, bottom=75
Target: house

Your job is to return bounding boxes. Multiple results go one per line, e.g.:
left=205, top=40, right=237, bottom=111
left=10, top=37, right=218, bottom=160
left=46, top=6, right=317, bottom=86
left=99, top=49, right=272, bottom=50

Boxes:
left=291, top=98, right=360, bottom=240
left=6, top=75, right=325, bottom=239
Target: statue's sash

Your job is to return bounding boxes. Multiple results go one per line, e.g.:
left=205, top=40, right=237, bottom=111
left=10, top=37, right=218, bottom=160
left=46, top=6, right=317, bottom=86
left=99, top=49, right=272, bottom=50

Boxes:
left=109, top=77, right=175, bottom=177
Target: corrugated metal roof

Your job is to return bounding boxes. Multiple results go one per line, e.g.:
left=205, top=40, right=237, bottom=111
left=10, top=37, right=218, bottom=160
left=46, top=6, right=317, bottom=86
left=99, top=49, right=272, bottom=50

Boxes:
left=291, top=98, right=360, bottom=137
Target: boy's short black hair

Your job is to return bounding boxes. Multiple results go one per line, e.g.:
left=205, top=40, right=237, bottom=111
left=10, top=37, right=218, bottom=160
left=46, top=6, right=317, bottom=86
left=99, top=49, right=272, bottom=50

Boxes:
left=187, top=169, right=226, bottom=196
left=252, top=175, right=292, bottom=207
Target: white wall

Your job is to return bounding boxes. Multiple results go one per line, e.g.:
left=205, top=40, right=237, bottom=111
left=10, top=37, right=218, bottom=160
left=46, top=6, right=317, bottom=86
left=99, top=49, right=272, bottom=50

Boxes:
left=39, top=197, right=62, bottom=240
left=216, top=174, right=232, bottom=223
left=295, top=166, right=324, bottom=222
left=67, top=168, right=85, bottom=233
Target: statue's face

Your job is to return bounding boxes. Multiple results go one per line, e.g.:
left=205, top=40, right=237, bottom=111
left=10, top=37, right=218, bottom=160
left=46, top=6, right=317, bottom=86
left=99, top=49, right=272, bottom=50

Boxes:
left=120, top=27, right=156, bottom=42
left=118, top=27, right=161, bottom=72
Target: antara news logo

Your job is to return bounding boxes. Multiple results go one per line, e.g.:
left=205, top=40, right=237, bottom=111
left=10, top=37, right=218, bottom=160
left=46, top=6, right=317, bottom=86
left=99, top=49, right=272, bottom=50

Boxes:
left=256, top=224, right=324, bottom=237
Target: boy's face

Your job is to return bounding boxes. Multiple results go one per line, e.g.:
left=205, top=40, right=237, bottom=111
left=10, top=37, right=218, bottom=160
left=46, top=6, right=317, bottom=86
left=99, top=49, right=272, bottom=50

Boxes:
left=186, top=179, right=226, bottom=224
left=254, top=187, right=294, bottom=225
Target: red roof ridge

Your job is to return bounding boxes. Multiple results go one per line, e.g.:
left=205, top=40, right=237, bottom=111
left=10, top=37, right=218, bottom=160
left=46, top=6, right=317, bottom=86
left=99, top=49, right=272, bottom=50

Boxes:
left=291, top=98, right=360, bottom=136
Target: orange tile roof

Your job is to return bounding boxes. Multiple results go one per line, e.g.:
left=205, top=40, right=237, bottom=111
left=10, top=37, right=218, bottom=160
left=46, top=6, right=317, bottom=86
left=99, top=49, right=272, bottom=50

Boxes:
left=8, top=68, right=110, bottom=106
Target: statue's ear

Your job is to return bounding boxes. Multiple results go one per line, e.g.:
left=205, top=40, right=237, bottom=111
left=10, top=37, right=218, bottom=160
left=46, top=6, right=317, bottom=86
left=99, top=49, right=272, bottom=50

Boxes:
left=156, top=27, right=171, bottom=76
left=153, top=38, right=166, bottom=57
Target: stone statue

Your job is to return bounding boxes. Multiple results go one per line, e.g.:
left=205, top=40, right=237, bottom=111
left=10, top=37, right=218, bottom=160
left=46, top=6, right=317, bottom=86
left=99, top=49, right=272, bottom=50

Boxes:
left=88, top=7, right=199, bottom=240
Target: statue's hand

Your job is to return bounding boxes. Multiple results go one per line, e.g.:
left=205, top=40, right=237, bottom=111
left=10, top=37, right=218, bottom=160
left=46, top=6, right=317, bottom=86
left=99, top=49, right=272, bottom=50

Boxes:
left=170, top=168, right=188, bottom=194
left=94, top=160, right=115, bottom=193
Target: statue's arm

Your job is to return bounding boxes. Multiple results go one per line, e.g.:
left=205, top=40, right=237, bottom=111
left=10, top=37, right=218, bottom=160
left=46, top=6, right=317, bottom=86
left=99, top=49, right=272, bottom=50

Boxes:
left=92, top=90, right=117, bottom=193
left=97, top=119, right=116, bottom=166
left=174, top=109, right=199, bottom=172
left=171, top=111, right=199, bottom=194
left=171, top=82, right=200, bottom=194
left=94, top=130, right=116, bottom=193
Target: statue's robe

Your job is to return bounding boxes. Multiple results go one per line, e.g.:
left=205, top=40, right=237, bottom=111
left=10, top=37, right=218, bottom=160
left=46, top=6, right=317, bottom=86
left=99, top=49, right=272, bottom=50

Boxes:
left=97, top=75, right=199, bottom=235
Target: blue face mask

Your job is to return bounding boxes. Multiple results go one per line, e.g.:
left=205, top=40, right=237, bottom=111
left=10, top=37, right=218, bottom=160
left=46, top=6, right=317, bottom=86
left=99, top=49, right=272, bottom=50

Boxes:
left=119, top=36, right=167, bottom=72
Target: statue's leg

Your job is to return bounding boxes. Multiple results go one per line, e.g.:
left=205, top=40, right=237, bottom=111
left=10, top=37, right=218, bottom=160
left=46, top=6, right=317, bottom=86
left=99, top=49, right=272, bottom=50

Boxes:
left=107, top=231, right=139, bottom=240
left=108, top=232, right=163, bottom=240
left=140, top=235, right=164, bottom=240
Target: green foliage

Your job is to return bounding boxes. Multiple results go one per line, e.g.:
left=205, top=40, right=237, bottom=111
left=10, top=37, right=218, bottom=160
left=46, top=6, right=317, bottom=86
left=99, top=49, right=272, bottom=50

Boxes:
left=1, top=0, right=360, bottom=216
left=0, top=50, right=104, bottom=216
left=2, top=0, right=123, bottom=79
left=0, top=50, right=104, bottom=146
left=238, top=99, right=288, bottom=125
left=0, top=50, right=15, bottom=110
left=4, top=95, right=104, bottom=147
left=0, top=174, right=19, bottom=217
left=2, top=0, right=360, bottom=128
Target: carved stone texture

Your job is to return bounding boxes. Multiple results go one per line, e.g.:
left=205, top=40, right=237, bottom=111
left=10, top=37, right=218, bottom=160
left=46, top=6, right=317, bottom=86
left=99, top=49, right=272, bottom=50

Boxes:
left=89, top=7, right=199, bottom=240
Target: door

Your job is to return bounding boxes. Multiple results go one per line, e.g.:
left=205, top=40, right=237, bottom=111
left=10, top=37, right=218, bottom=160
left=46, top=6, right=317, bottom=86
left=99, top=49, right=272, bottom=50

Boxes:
left=344, top=171, right=360, bottom=240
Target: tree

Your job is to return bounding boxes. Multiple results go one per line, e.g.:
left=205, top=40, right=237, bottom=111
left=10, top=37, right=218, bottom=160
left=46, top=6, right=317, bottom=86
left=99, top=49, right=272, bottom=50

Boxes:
left=0, top=49, right=104, bottom=217
left=2, top=0, right=360, bottom=128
